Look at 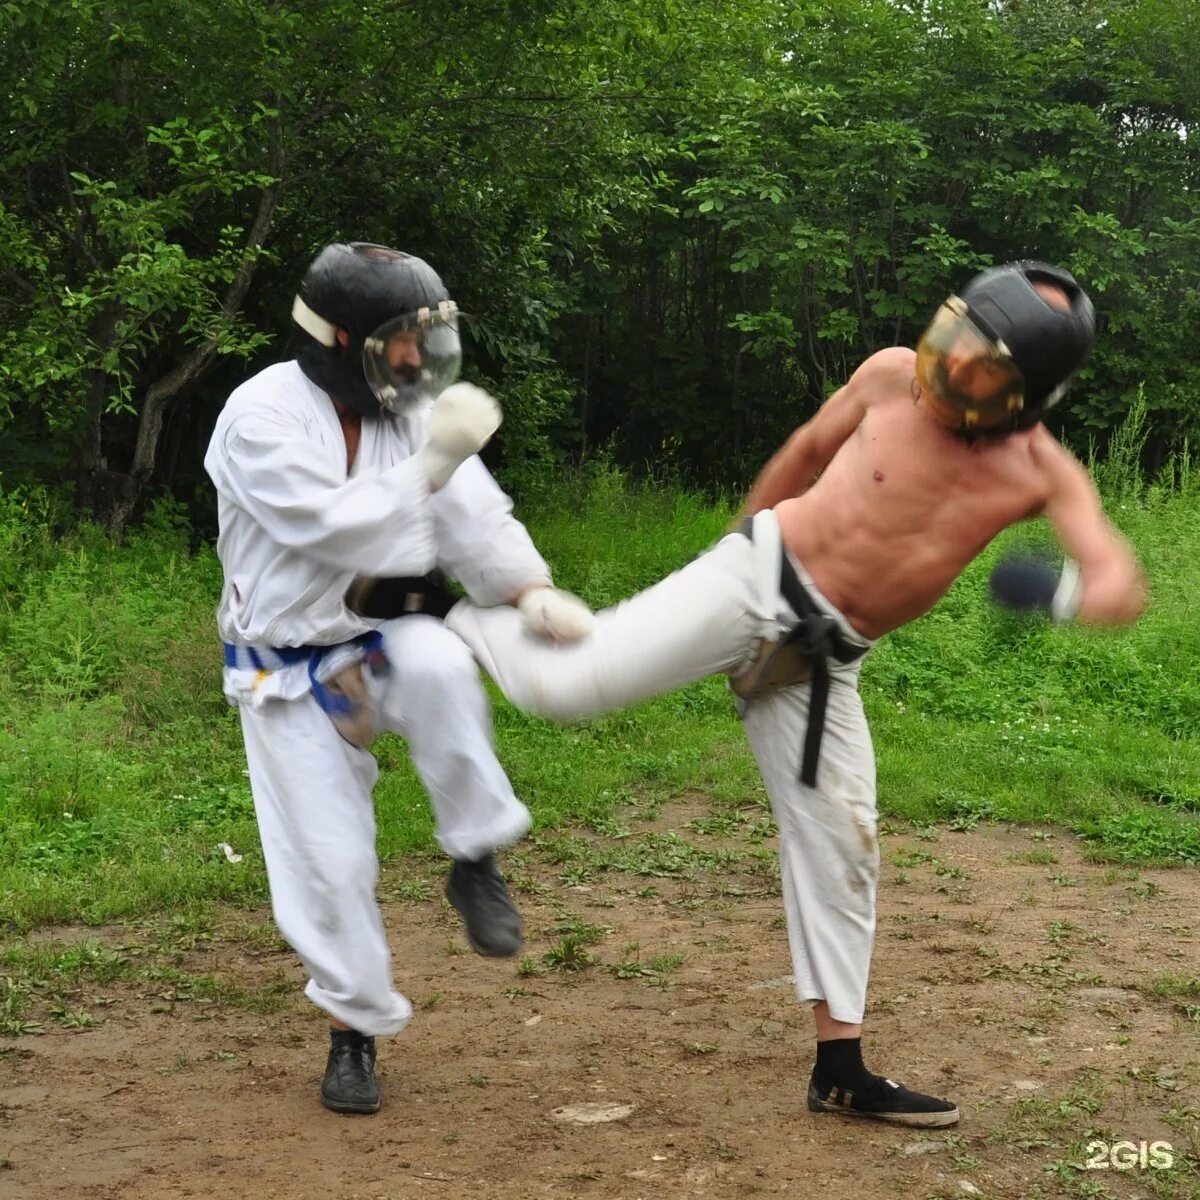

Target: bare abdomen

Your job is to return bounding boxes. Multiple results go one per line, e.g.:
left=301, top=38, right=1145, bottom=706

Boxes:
left=775, top=488, right=1000, bottom=639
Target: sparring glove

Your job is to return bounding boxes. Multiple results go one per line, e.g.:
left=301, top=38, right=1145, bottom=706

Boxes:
left=415, top=382, right=502, bottom=490
left=517, top=585, right=597, bottom=641
left=989, top=554, right=1083, bottom=623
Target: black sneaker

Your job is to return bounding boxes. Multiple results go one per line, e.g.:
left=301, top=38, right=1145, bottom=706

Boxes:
left=807, top=1069, right=959, bottom=1127
left=320, top=1029, right=381, bottom=1114
left=445, top=853, right=523, bottom=957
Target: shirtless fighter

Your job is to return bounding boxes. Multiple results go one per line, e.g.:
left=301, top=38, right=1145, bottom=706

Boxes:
left=444, top=262, right=1146, bottom=1126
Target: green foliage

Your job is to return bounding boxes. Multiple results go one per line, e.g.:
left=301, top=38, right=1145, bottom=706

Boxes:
left=0, top=1, right=282, bottom=440
left=2, top=1, right=1197, bottom=514
left=572, top=0, right=1200, bottom=482
left=0, top=490, right=257, bottom=926
left=1074, top=807, right=1200, bottom=866
left=1, top=461, right=1197, bottom=934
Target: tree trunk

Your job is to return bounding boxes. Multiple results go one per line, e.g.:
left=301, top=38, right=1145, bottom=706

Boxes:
left=580, top=314, right=591, bottom=459
left=73, top=304, right=119, bottom=516
left=106, top=156, right=282, bottom=533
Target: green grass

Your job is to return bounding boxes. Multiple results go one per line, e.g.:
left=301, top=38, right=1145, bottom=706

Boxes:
left=0, top=433, right=1197, bottom=932
left=0, top=935, right=294, bottom=1033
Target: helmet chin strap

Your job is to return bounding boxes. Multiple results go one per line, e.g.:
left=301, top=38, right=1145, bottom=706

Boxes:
left=292, top=296, right=338, bottom=347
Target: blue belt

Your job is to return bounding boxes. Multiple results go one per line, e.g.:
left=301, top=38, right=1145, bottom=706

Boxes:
left=223, top=632, right=390, bottom=723
left=223, top=642, right=316, bottom=671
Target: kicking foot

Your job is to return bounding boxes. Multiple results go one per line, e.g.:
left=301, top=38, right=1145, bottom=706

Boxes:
left=445, top=853, right=523, bottom=957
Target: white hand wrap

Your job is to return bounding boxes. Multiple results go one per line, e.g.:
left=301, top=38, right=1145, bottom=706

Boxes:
left=517, top=586, right=596, bottom=641
left=1050, top=558, right=1083, bottom=623
left=416, top=382, right=502, bottom=490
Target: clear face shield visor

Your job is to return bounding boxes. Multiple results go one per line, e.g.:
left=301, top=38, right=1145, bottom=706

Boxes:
left=915, top=298, right=1026, bottom=431
left=362, top=300, right=463, bottom=413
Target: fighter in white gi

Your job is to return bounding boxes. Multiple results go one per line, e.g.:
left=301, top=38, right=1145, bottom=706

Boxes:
left=204, top=243, right=593, bottom=1115
left=446, top=263, right=1147, bottom=1127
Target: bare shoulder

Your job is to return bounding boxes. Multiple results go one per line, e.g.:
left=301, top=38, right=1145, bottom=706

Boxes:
left=1021, top=424, right=1099, bottom=511
left=850, top=346, right=916, bottom=384
left=844, top=347, right=916, bottom=408
left=1027, top=425, right=1088, bottom=481
left=864, top=345, right=917, bottom=372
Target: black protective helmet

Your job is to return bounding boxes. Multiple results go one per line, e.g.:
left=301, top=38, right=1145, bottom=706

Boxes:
left=293, top=242, right=462, bottom=416
left=916, top=261, right=1096, bottom=435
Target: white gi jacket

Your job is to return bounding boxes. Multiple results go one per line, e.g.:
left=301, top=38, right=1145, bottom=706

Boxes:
left=204, top=361, right=550, bottom=699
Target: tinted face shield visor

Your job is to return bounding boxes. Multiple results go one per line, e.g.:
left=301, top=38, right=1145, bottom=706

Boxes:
left=915, top=298, right=1026, bottom=432
left=362, top=300, right=462, bottom=414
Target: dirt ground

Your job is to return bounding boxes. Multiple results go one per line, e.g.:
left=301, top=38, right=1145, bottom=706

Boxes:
left=2, top=800, right=1198, bottom=1200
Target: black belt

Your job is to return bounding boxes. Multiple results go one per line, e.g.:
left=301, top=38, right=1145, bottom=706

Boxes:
left=345, top=570, right=458, bottom=620
left=736, top=517, right=867, bottom=787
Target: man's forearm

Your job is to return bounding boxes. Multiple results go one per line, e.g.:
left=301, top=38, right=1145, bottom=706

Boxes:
left=742, top=377, right=867, bottom=514
left=743, top=439, right=821, bottom=514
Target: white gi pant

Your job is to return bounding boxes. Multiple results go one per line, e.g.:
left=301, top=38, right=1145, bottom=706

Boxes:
left=446, top=509, right=879, bottom=1024
left=235, top=616, right=531, bottom=1036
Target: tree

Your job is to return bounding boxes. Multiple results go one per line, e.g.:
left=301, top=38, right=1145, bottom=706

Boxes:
left=2, top=0, right=1197, bottom=517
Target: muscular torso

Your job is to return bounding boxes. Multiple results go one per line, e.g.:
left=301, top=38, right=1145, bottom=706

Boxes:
left=775, top=352, right=1051, bottom=639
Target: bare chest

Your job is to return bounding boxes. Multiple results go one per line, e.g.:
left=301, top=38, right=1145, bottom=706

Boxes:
left=832, top=401, right=1043, bottom=534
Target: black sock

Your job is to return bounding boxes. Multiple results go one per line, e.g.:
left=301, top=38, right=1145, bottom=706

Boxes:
left=815, top=1037, right=874, bottom=1090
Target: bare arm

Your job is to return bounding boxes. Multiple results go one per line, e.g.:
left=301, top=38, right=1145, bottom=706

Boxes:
left=743, top=350, right=898, bottom=514
left=1036, top=433, right=1147, bottom=625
